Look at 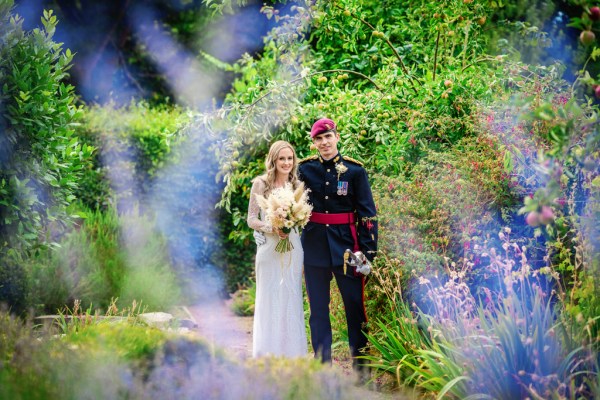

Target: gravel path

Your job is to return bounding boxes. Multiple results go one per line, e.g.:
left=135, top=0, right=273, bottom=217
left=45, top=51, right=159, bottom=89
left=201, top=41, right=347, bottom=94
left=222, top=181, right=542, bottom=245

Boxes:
left=185, top=299, right=254, bottom=360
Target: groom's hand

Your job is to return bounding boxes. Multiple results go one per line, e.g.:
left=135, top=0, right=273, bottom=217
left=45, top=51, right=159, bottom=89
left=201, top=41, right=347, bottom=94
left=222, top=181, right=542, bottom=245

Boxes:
left=253, top=230, right=266, bottom=246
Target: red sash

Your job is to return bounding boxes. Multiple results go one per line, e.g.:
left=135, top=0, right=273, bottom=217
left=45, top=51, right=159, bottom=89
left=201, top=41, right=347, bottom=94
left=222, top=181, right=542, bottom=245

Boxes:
left=309, top=212, right=359, bottom=252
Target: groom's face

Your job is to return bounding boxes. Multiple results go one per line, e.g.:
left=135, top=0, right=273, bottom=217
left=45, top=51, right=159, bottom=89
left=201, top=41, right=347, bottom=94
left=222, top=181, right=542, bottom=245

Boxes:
left=313, top=131, right=340, bottom=160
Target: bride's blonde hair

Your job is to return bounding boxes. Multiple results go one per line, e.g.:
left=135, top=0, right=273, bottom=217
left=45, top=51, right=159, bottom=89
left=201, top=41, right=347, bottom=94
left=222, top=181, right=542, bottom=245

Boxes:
left=263, top=140, right=299, bottom=190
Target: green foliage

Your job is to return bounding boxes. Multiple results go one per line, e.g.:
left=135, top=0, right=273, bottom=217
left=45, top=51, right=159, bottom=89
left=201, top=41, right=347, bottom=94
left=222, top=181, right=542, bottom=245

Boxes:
left=0, top=6, right=93, bottom=256
left=0, top=308, right=140, bottom=400
left=459, top=290, right=596, bottom=399
left=463, top=291, right=582, bottom=399
left=22, top=205, right=182, bottom=314
left=363, top=299, right=432, bottom=386
left=113, top=210, right=184, bottom=311
left=0, top=252, right=29, bottom=315
left=486, top=0, right=557, bottom=64
left=508, top=64, right=600, bottom=349
left=0, top=306, right=170, bottom=400
left=368, top=132, right=517, bottom=308
left=368, top=231, right=599, bottom=399
left=64, top=321, right=169, bottom=361
left=246, top=357, right=362, bottom=400
left=230, top=279, right=256, bottom=316
left=78, top=102, right=230, bottom=293
left=205, top=0, right=519, bottom=268
left=202, top=0, right=250, bottom=15
left=0, top=304, right=363, bottom=400
left=77, top=101, right=192, bottom=210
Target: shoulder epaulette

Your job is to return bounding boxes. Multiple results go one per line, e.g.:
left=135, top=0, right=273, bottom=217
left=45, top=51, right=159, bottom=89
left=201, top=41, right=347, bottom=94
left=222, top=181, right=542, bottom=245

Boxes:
left=342, top=156, right=363, bottom=166
left=299, top=155, right=319, bottom=164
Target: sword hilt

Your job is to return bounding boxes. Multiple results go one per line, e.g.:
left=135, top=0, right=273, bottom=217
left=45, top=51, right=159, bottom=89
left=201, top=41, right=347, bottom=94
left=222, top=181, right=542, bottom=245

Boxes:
left=343, top=250, right=349, bottom=275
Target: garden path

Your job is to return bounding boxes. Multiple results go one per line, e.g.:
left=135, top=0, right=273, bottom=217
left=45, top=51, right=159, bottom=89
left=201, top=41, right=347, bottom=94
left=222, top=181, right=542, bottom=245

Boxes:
left=185, top=299, right=412, bottom=400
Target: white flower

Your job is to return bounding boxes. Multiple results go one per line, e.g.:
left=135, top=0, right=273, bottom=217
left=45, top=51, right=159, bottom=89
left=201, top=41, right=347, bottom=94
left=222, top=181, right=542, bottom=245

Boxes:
left=335, top=162, right=348, bottom=179
left=335, top=163, right=348, bottom=174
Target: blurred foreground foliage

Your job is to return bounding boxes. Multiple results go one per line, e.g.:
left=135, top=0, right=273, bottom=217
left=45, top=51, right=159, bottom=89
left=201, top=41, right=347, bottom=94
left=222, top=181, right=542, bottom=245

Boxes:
left=0, top=305, right=361, bottom=400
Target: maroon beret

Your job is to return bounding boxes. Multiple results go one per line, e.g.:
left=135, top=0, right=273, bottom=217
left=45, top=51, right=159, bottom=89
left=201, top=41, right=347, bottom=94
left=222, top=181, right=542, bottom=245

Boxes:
left=310, top=118, right=337, bottom=138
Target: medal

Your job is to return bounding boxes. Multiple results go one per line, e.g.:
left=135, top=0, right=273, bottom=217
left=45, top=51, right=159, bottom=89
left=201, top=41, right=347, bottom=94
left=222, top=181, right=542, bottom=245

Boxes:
left=337, top=181, right=348, bottom=195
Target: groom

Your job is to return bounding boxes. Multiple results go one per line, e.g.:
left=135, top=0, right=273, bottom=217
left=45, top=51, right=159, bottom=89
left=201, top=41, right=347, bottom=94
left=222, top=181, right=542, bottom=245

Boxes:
left=297, top=117, right=378, bottom=376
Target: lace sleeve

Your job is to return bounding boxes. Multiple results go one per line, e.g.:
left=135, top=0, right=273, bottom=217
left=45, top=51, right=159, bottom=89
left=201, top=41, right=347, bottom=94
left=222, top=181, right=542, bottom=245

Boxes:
left=247, top=178, right=273, bottom=233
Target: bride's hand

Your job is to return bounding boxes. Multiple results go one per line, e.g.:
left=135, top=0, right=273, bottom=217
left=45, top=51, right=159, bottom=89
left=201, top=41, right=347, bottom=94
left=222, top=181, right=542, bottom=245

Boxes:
left=275, top=228, right=289, bottom=239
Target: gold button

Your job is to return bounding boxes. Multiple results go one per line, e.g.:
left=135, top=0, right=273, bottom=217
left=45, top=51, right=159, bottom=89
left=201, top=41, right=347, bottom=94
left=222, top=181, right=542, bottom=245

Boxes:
left=326, top=224, right=329, bottom=227
left=325, top=211, right=329, bottom=213
left=327, top=169, right=330, bottom=172
left=325, top=196, right=329, bottom=199
left=325, top=182, right=329, bottom=185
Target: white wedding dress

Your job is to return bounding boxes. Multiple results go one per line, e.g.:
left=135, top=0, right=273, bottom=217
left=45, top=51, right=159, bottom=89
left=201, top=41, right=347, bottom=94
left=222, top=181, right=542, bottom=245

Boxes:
left=247, top=176, right=308, bottom=358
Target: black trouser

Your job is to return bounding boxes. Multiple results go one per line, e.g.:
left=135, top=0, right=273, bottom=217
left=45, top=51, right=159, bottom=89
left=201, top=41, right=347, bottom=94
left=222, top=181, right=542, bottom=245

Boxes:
left=304, top=263, right=368, bottom=365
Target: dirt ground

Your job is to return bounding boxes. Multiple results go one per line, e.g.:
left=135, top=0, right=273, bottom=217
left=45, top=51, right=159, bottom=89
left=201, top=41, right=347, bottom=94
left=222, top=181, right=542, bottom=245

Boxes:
left=184, top=300, right=415, bottom=400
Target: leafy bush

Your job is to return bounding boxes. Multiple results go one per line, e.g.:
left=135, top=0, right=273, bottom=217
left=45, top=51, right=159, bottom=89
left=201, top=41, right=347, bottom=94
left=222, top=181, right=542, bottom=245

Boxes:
left=64, top=320, right=169, bottom=362
left=363, top=299, right=431, bottom=386
left=78, top=102, right=233, bottom=294
left=0, top=4, right=94, bottom=312
left=76, top=101, right=191, bottom=210
left=0, top=254, right=29, bottom=315
left=0, top=6, right=92, bottom=256
left=368, top=140, right=512, bottom=311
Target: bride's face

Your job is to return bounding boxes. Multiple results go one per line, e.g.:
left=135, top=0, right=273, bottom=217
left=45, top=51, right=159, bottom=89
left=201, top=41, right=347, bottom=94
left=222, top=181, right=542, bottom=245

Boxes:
left=275, top=147, right=294, bottom=178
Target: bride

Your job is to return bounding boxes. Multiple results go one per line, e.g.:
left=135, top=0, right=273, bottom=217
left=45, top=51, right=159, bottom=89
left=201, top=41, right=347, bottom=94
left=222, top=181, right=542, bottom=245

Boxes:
left=247, top=140, right=308, bottom=357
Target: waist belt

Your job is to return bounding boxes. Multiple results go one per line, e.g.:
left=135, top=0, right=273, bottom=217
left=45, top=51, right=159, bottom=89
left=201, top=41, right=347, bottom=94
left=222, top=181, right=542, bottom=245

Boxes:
left=309, top=212, right=359, bottom=252
left=309, top=212, right=355, bottom=224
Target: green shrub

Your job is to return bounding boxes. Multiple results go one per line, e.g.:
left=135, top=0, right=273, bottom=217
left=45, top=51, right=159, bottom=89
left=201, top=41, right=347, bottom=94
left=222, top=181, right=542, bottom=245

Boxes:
left=76, top=101, right=191, bottom=210
left=25, top=206, right=121, bottom=313
left=0, top=6, right=92, bottom=255
left=363, top=299, right=431, bottom=385
left=78, top=102, right=231, bottom=293
left=0, top=253, right=29, bottom=315
left=65, top=322, right=169, bottom=361
left=0, top=4, right=94, bottom=313
left=117, top=210, right=183, bottom=311
left=24, top=205, right=182, bottom=314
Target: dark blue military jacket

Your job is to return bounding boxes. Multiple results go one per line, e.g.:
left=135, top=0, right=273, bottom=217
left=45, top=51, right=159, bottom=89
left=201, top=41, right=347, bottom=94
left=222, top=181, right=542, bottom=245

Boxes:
left=298, top=153, right=378, bottom=268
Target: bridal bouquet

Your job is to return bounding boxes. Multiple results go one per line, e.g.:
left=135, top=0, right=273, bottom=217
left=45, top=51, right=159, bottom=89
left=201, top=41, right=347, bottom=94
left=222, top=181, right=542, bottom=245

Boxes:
left=255, top=182, right=312, bottom=253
